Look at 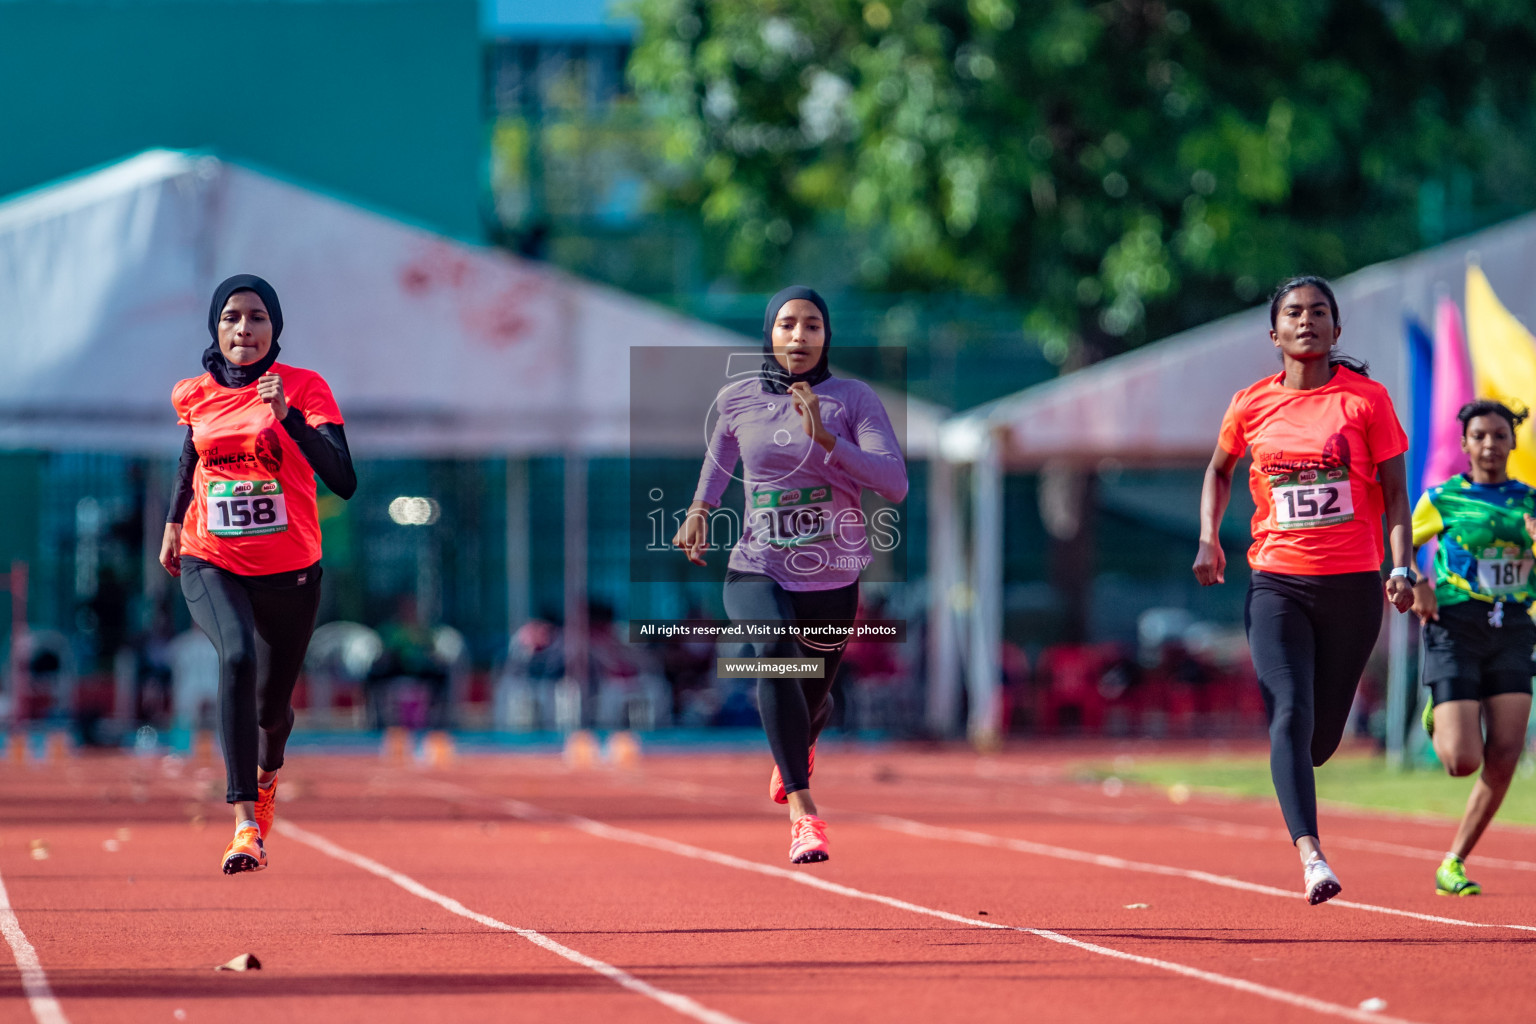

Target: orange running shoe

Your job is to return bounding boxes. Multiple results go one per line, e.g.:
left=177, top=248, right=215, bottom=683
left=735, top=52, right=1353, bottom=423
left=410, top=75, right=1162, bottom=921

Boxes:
left=769, top=744, right=816, bottom=804
left=221, top=826, right=267, bottom=875
left=254, top=776, right=278, bottom=839
left=789, top=814, right=830, bottom=864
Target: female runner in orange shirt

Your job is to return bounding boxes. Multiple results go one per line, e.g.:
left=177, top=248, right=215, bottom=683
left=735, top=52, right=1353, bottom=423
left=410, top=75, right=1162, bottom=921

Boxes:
left=159, top=275, right=357, bottom=874
left=1194, top=276, right=1414, bottom=904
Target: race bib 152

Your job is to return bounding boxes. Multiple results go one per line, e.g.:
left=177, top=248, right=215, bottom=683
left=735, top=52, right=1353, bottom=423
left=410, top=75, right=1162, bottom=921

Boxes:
left=1270, top=468, right=1354, bottom=530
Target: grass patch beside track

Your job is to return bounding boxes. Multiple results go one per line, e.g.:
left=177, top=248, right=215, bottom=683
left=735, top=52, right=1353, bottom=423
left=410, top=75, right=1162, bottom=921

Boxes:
left=1078, top=751, right=1536, bottom=826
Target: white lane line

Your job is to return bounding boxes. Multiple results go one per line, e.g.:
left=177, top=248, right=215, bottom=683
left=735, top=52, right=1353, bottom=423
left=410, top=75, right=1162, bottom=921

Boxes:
left=0, top=869, right=68, bottom=1024
left=972, top=760, right=1536, bottom=835
left=624, top=758, right=1536, bottom=873
left=577, top=769, right=1536, bottom=934
left=1158, top=812, right=1536, bottom=873
left=276, top=821, right=748, bottom=1024
left=965, top=764, right=1536, bottom=871
left=623, top=767, right=1536, bottom=939
left=418, top=786, right=1428, bottom=1024
left=869, top=815, right=1536, bottom=933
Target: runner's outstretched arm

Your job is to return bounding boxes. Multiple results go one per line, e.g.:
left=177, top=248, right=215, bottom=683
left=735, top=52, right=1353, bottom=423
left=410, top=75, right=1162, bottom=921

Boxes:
left=1193, top=445, right=1237, bottom=586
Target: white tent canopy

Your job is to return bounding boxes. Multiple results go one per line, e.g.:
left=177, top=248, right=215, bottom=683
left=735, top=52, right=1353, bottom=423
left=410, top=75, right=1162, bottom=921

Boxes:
left=933, top=211, right=1536, bottom=741
left=943, top=212, right=1536, bottom=467
left=0, top=150, right=942, bottom=458
left=0, top=150, right=943, bottom=696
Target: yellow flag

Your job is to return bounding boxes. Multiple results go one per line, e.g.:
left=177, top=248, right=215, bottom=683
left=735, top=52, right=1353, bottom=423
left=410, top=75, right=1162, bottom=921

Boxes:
left=1466, top=265, right=1536, bottom=485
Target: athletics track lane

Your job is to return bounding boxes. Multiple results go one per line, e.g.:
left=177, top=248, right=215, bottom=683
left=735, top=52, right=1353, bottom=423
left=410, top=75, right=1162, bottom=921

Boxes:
left=1, top=747, right=1533, bottom=1023
left=430, top=749, right=1536, bottom=1023
left=0, top=755, right=725, bottom=1023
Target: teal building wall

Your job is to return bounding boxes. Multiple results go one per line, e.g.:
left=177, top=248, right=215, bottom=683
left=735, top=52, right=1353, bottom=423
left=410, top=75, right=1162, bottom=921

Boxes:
left=0, top=0, right=482, bottom=238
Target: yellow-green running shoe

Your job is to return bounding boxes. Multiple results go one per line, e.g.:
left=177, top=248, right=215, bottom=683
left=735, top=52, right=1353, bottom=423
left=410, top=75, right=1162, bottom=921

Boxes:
left=1436, top=855, right=1480, bottom=896
left=1421, top=698, right=1435, bottom=739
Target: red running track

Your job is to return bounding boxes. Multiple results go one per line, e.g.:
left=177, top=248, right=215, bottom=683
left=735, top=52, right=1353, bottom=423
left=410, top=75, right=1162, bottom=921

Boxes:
left=1, top=742, right=1533, bottom=1023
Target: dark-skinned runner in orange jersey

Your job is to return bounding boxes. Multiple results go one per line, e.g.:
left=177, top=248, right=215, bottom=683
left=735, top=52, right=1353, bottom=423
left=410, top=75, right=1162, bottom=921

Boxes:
left=1195, top=275, right=1414, bottom=905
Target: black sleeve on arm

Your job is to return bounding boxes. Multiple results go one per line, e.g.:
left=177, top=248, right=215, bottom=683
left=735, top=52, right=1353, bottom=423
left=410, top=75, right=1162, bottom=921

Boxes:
left=280, top=411, right=358, bottom=499
left=167, top=428, right=198, bottom=524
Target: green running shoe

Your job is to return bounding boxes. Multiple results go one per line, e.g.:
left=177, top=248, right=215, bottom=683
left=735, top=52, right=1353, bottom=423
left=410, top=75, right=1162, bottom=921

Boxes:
left=1435, top=855, right=1481, bottom=896
left=1421, top=698, right=1435, bottom=739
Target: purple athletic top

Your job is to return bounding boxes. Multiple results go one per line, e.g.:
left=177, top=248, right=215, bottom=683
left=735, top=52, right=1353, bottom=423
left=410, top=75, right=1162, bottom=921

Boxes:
left=694, top=375, right=909, bottom=590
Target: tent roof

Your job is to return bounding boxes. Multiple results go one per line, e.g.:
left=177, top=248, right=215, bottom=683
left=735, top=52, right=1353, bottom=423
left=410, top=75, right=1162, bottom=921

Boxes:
left=0, top=150, right=942, bottom=457
left=942, top=213, right=1536, bottom=467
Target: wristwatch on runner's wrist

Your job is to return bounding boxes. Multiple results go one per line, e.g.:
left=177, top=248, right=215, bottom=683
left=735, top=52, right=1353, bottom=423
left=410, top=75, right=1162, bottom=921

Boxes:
left=1388, top=566, right=1417, bottom=585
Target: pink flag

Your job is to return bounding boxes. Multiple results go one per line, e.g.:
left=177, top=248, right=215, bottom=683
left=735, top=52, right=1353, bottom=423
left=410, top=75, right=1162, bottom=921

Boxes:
left=1422, top=296, right=1474, bottom=488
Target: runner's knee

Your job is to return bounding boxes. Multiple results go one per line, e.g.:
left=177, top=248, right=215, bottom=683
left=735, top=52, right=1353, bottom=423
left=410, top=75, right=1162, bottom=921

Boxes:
left=1441, top=746, right=1483, bottom=777
left=257, top=702, right=295, bottom=733
left=1267, top=704, right=1309, bottom=747
left=221, top=637, right=257, bottom=683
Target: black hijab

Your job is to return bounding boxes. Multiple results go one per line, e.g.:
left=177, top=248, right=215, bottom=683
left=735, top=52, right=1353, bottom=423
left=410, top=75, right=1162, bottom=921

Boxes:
left=760, top=285, right=832, bottom=395
left=203, top=274, right=284, bottom=388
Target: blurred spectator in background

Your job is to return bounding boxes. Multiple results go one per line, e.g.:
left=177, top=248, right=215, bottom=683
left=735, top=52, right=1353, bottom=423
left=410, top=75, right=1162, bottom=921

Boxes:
left=494, top=615, right=564, bottom=731
left=134, top=605, right=176, bottom=726
left=1156, top=639, right=1211, bottom=692
left=654, top=603, right=715, bottom=723
left=839, top=594, right=903, bottom=734
left=589, top=601, right=669, bottom=730
left=169, top=623, right=218, bottom=731
left=369, top=595, right=450, bottom=729
left=1353, top=646, right=1390, bottom=749
left=1000, top=640, right=1033, bottom=734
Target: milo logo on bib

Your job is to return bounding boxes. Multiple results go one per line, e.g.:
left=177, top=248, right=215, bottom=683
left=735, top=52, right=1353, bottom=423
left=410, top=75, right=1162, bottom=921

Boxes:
left=750, top=482, right=833, bottom=548
left=206, top=479, right=289, bottom=537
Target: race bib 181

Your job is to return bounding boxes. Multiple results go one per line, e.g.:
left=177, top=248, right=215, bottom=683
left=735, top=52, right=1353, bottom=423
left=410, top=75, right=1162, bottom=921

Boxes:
left=749, top=483, right=833, bottom=548
left=1270, top=468, right=1354, bottom=530
left=1476, top=546, right=1533, bottom=595
left=206, top=480, right=289, bottom=537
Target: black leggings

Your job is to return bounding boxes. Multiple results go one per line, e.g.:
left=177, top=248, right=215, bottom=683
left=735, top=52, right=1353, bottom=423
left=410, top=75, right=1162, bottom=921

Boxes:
left=180, top=557, right=323, bottom=803
left=1245, top=571, right=1382, bottom=842
left=722, top=571, right=859, bottom=795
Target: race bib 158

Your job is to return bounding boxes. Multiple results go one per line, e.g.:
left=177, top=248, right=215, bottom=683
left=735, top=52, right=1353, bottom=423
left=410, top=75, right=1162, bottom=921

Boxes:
left=1270, top=468, right=1354, bottom=530
left=206, top=480, right=289, bottom=537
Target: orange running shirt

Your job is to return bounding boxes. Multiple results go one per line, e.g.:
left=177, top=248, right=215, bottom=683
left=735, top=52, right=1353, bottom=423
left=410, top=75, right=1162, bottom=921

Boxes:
left=1218, top=366, right=1408, bottom=575
left=172, top=364, right=344, bottom=576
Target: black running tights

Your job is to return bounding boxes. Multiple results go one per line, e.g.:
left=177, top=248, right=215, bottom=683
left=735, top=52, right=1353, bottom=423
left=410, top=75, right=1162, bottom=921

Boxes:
left=180, top=557, right=323, bottom=803
left=722, top=571, right=859, bottom=795
left=1245, top=571, right=1382, bottom=842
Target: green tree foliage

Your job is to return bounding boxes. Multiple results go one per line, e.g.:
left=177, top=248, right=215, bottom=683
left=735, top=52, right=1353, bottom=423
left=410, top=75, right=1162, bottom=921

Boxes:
left=629, top=0, right=1536, bottom=355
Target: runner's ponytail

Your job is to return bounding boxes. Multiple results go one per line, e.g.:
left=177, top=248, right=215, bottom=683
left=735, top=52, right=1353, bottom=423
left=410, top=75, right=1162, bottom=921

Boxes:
left=1327, top=353, right=1370, bottom=377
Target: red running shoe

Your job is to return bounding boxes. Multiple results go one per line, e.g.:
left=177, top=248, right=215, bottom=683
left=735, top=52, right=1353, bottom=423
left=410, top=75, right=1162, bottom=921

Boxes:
left=254, top=775, right=278, bottom=839
left=221, top=826, right=267, bottom=875
left=789, top=814, right=830, bottom=864
left=769, top=744, right=816, bottom=804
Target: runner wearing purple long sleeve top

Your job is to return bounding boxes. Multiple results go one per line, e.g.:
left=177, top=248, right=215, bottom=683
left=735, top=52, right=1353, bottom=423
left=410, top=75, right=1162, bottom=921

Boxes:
left=692, top=369, right=907, bottom=590
left=674, top=286, right=908, bottom=864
